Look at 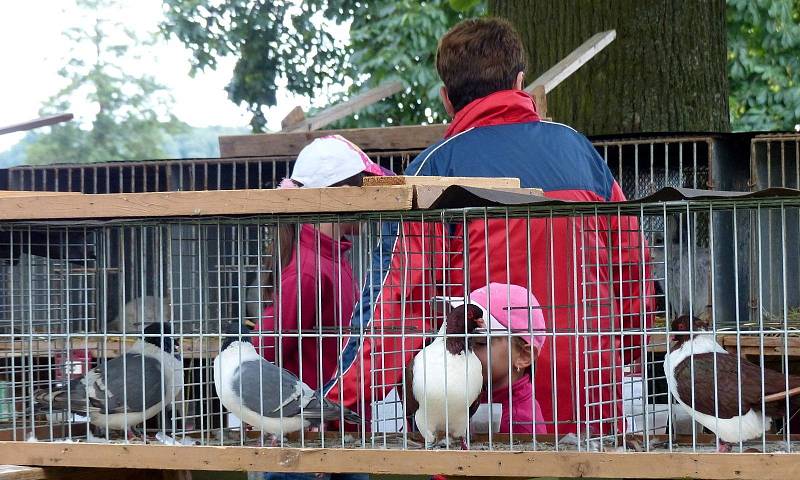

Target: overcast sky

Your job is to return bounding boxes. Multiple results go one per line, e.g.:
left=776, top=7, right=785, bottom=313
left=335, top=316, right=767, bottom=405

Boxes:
left=0, top=0, right=335, bottom=151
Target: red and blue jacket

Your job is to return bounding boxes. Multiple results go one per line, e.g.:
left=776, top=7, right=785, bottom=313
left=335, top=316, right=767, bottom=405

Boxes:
left=325, top=119, right=654, bottom=435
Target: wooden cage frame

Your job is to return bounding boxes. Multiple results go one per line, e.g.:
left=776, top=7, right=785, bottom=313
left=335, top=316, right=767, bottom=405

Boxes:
left=0, top=182, right=798, bottom=479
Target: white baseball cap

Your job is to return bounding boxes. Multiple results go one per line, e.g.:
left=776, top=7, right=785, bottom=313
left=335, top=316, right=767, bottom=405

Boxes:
left=287, top=135, right=390, bottom=188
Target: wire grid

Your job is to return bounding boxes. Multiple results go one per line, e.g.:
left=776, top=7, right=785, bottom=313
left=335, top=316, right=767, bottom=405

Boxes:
left=0, top=199, right=795, bottom=453
left=1, top=152, right=417, bottom=193
left=750, top=135, right=800, bottom=329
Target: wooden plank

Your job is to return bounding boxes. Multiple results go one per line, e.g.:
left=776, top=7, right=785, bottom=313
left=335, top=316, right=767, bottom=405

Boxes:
left=280, top=106, right=306, bottom=130
left=0, top=337, right=219, bottom=360
left=0, top=186, right=415, bottom=220
left=0, top=114, right=74, bottom=136
left=531, top=84, right=549, bottom=120
left=525, top=30, right=616, bottom=94
left=0, top=192, right=81, bottom=198
left=219, top=124, right=446, bottom=158
left=0, top=466, right=45, bottom=480
left=363, top=176, right=521, bottom=188
left=648, top=334, right=800, bottom=357
left=282, top=81, right=404, bottom=133
left=0, top=442, right=798, bottom=478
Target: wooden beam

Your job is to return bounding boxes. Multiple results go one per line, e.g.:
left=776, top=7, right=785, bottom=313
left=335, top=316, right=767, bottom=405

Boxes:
left=525, top=30, right=616, bottom=94
left=0, top=186, right=415, bottom=220
left=0, top=467, right=190, bottom=480
left=280, top=106, right=306, bottom=131
left=0, top=114, right=74, bottom=136
left=1, top=442, right=799, bottom=478
left=0, top=466, right=45, bottom=480
left=282, top=81, right=404, bottom=133
left=219, top=124, right=446, bottom=158
left=0, top=337, right=220, bottom=360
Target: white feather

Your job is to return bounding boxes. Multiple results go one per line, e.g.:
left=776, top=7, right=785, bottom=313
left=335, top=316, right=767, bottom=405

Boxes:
left=664, top=334, right=770, bottom=443
left=412, top=338, right=483, bottom=444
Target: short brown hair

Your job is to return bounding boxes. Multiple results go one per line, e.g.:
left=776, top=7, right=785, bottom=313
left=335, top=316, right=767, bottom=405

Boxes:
left=436, top=18, right=527, bottom=113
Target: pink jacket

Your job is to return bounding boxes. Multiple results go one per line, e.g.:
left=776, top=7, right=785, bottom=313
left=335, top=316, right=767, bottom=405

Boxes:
left=484, top=375, right=547, bottom=435
left=254, top=225, right=358, bottom=390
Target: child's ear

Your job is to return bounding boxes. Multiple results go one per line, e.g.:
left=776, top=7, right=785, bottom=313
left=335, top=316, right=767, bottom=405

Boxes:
left=513, top=342, right=533, bottom=370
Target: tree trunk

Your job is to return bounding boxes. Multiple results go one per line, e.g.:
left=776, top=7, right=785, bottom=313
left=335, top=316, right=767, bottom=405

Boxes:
left=488, top=0, right=730, bottom=135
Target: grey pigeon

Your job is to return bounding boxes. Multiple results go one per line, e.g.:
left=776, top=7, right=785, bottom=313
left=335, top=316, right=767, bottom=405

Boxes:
left=213, top=323, right=360, bottom=444
left=34, top=323, right=183, bottom=439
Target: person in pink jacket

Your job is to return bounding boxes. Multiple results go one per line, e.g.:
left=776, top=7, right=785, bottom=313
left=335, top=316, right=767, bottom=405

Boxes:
left=253, top=135, right=391, bottom=391
left=453, top=283, right=548, bottom=435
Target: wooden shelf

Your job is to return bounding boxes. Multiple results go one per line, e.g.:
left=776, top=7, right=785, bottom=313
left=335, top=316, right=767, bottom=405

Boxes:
left=0, top=337, right=220, bottom=360
left=648, top=333, right=800, bottom=357
left=0, top=441, right=796, bottom=478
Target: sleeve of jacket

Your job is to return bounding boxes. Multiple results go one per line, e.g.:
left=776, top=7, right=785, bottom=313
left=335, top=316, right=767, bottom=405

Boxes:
left=325, top=151, right=445, bottom=414
left=325, top=219, right=447, bottom=413
left=608, top=180, right=655, bottom=363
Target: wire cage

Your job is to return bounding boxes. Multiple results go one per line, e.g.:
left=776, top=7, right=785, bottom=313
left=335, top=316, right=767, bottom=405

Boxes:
left=750, top=134, right=800, bottom=330
left=0, top=187, right=798, bottom=464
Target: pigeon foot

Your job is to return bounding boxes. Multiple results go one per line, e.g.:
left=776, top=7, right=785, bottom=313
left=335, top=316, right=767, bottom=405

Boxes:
left=717, top=442, right=732, bottom=453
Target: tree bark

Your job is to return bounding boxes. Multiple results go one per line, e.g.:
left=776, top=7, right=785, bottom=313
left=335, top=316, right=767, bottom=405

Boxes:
left=488, top=0, right=730, bottom=135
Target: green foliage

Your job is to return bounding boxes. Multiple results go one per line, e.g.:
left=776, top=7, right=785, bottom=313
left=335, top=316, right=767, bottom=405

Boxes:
left=161, top=0, right=484, bottom=131
left=26, top=0, right=185, bottom=165
left=329, top=0, right=485, bottom=128
left=728, top=0, right=800, bottom=131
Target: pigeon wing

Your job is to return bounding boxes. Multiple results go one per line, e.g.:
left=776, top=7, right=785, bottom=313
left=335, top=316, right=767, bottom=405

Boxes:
left=97, top=353, right=165, bottom=414
left=674, top=352, right=777, bottom=418
left=231, top=358, right=315, bottom=419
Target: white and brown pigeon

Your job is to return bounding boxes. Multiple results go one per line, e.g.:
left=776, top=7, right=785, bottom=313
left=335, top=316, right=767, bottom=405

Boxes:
left=401, top=304, right=483, bottom=448
left=664, top=315, right=800, bottom=451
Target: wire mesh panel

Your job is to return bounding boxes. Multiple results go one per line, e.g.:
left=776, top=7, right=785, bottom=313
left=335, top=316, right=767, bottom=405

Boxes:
left=0, top=195, right=799, bottom=458
left=0, top=152, right=417, bottom=194
left=750, top=134, right=800, bottom=329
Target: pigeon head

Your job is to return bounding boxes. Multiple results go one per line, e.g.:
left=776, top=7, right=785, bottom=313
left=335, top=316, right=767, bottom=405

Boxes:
left=444, top=303, right=483, bottom=355
left=142, top=322, right=174, bottom=354
left=221, top=322, right=252, bottom=351
left=670, top=315, right=709, bottom=345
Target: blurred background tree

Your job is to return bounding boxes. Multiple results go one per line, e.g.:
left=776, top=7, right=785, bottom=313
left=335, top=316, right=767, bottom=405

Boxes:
left=163, top=0, right=800, bottom=133
left=25, top=0, right=186, bottom=165
left=728, top=0, right=800, bottom=131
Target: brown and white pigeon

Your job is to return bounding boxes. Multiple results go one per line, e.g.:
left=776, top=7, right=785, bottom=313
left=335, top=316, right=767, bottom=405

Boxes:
left=402, top=304, right=483, bottom=447
left=664, top=315, right=800, bottom=451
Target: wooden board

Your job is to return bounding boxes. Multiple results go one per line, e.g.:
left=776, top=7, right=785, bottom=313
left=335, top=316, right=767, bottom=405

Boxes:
left=648, top=333, right=800, bottom=357
left=0, top=192, right=81, bottom=198
left=0, top=186, right=415, bottom=220
left=525, top=30, right=617, bottom=95
left=0, top=337, right=220, bottom=360
left=0, top=467, right=190, bottom=480
left=0, top=114, right=73, bottom=137
left=219, top=124, right=446, bottom=158
left=282, top=81, right=404, bottom=133
left=0, top=442, right=798, bottom=478
left=363, top=176, right=521, bottom=189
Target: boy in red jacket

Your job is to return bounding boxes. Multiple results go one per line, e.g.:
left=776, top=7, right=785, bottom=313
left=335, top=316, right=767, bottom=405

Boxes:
left=326, top=18, right=654, bottom=438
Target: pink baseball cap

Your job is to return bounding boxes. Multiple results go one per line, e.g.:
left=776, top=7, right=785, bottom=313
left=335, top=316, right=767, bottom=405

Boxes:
left=445, top=283, right=546, bottom=353
left=283, top=134, right=391, bottom=188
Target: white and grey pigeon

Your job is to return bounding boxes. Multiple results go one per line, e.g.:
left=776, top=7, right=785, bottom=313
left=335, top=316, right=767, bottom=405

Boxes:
left=213, top=323, right=361, bottom=445
left=34, top=322, right=183, bottom=439
left=402, top=304, right=483, bottom=448
left=664, top=315, right=800, bottom=452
